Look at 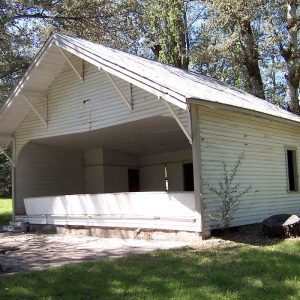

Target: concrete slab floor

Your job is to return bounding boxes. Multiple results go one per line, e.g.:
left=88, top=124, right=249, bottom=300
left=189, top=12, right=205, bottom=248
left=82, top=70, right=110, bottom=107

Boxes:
left=0, top=233, right=188, bottom=275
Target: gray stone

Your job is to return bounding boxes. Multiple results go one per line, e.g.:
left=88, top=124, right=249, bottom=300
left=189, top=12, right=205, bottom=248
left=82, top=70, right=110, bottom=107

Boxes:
left=262, top=214, right=300, bottom=238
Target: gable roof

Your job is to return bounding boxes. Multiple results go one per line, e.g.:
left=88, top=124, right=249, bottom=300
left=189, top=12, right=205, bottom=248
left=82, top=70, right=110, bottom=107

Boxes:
left=0, top=33, right=300, bottom=145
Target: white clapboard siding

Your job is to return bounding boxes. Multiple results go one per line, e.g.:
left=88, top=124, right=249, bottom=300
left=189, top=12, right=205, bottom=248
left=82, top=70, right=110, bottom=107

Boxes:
left=15, top=58, right=191, bottom=157
left=198, top=105, right=300, bottom=229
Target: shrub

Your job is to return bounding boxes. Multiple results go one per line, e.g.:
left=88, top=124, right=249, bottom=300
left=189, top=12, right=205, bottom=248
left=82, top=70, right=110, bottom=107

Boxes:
left=204, top=152, right=251, bottom=229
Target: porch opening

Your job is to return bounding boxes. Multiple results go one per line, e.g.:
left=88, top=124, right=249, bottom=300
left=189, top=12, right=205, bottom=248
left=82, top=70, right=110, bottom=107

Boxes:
left=15, top=116, right=198, bottom=232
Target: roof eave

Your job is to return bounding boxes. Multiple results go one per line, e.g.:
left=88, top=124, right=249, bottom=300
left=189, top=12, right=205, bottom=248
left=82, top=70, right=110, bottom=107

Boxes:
left=187, top=98, right=300, bottom=127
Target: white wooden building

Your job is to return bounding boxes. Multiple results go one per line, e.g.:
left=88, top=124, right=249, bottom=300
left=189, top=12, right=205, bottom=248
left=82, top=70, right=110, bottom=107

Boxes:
left=0, top=33, right=300, bottom=236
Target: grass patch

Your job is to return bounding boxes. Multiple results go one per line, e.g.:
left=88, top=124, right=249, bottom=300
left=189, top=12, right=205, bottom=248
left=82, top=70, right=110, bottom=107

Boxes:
left=0, top=198, right=12, bottom=226
left=0, top=239, right=299, bottom=299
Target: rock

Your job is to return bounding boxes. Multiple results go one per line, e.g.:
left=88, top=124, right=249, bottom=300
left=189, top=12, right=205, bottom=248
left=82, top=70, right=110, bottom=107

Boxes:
left=262, top=214, right=300, bottom=238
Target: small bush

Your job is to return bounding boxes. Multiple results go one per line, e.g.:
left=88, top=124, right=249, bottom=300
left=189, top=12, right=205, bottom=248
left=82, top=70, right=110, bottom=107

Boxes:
left=204, top=152, right=251, bottom=229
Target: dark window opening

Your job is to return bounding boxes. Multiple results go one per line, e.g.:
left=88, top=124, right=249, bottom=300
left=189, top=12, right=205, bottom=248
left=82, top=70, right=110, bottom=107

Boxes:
left=287, top=149, right=297, bottom=192
left=184, top=163, right=194, bottom=191
left=128, top=169, right=140, bottom=192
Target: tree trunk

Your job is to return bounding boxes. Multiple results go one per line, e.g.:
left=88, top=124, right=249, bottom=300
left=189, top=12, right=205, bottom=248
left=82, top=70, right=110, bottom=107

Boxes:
left=178, top=5, right=189, bottom=70
left=172, top=3, right=189, bottom=69
left=285, top=0, right=300, bottom=114
left=240, top=20, right=265, bottom=99
left=286, top=62, right=300, bottom=113
left=151, top=44, right=161, bottom=61
left=176, top=31, right=189, bottom=69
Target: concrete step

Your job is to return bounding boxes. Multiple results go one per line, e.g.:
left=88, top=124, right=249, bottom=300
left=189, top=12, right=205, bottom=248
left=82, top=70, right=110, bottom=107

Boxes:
left=2, top=226, right=23, bottom=233
left=2, top=221, right=28, bottom=233
left=2, top=225, right=19, bottom=232
left=9, top=221, right=25, bottom=227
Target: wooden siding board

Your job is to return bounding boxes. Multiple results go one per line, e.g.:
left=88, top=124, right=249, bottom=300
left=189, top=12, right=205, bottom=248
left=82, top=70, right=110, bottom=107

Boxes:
left=199, top=105, right=300, bottom=230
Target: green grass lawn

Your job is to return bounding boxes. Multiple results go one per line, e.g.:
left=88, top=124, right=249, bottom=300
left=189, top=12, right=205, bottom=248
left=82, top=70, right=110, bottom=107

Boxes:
left=0, top=198, right=12, bottom=226
left=0, top=238, right=299, bottom=299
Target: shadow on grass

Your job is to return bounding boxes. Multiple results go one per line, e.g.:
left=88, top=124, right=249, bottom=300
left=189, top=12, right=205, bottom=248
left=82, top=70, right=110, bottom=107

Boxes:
left=0, top=241, right=299, bottom=299
left=0, top=212, right=12, bottom=226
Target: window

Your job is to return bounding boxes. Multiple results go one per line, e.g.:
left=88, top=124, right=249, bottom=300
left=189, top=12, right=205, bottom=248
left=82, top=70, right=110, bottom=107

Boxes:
left=286, top=148, right=298, bottom=192
left=183, top=163, right=194, bottom=191
left=128, top=169, right=140, bottom=192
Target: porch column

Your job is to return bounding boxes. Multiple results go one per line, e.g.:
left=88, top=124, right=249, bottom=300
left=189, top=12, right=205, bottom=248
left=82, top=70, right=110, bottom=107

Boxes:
left=12, top=137, right=16, bottom=220
left=190, top=103, right=208, bottom=237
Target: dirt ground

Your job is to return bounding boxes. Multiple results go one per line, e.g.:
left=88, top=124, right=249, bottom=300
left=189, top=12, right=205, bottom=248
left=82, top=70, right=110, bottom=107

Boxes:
left=1, top=225, right=297, bottom=275
left=0, top=232, right=189, bottom=274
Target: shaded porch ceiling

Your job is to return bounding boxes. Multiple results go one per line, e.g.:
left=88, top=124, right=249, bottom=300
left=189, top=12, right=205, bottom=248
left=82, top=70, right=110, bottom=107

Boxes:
left=33, top=116, right=191, bottom=156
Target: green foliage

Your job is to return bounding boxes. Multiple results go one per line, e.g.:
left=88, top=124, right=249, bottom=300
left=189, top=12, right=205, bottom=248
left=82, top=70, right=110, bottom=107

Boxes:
left=192, top=0, right=299, bottom=110
left=192, top=2, right=259, bottom=83
left=144, top=0, right=189, bottom=69
left=0, top=239, right=299, bottom=299
left=0, top=198, right=12, bottom=225
left=0, top=147, right=11, bottom=197
left=191, top=24, right=253, bottom=93
left=204, top=152, right=251, bottom=229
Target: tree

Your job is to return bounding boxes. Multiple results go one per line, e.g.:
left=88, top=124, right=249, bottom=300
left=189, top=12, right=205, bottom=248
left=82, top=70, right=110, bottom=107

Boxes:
left=143, top=0, right=190, bottom=69
left=191, top=17, right=254, bottom=93
left=192, top=0, right=299, bottom=112
left=192, top=0, right=265, bottom=99
left=0, top=148, right=11, bottom=197
left=264, top=0, right=300, bottom=113
left=0, top=1, right=34, bottom=106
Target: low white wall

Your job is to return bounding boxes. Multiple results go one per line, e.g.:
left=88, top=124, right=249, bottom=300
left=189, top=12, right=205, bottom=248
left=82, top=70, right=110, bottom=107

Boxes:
left=23, top=192, right=197, bottom=231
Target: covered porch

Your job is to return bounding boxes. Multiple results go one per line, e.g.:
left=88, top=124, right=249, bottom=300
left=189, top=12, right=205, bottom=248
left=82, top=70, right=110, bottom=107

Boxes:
left=15, top=115, right=200, bottom=232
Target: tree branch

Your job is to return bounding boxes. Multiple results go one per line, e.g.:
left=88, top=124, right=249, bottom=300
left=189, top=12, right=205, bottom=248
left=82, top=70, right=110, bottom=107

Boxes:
left=265, top=11, right=289, bottom=61
left=13, top=13, right=98, bottom=22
